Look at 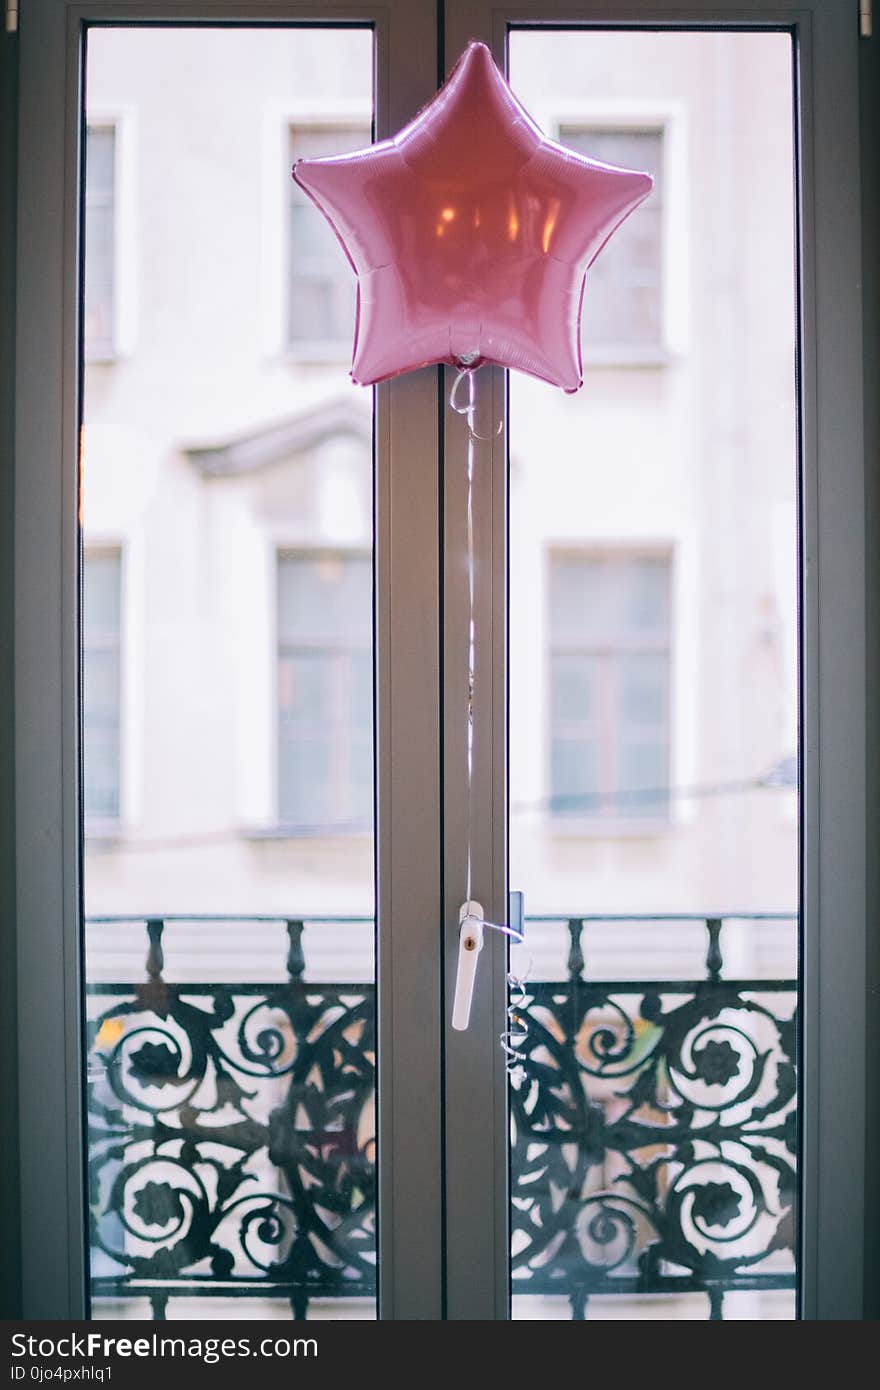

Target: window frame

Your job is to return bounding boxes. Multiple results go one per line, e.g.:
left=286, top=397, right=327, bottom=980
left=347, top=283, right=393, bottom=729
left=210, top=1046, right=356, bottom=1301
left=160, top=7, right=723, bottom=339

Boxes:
left=4, top=0, right=878, bottom=1324
left=11, top=0, right=444, bottom=1322
left=81, top=544, right=123, bottom=834
left=82, top=121, right=115, bottom=360
left=82, top=107, right=137, bottom=363
left=275, top=544, right=373, bottom=834
left=545, top=543, right=674, bottom=833
left=284, top=113, right=373, bottom=360
left=441, top=0, right=873, bottom=1322
left=259, top=99, right=372, bottom=363
left=546, top=107, right=683, bottom=363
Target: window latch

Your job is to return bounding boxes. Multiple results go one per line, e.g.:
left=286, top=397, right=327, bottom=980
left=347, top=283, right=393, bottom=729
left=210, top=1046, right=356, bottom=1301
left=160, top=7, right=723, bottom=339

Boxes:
left=451, top=892, right=524, bottom=1032
left=861, top=0, right=873, bottom=38
left=451, top=901, right=484, bottom=1031
left=6, top=0, right=18, bottom=34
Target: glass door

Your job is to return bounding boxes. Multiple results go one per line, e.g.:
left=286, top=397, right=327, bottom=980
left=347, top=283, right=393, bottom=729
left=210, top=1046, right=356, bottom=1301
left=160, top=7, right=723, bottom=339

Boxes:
left=14, top=0, right=444, bottom=1322
left=439, top=0, right=869, bottom=1323
left=81, top=24, right=380, bottom=1320
left=10, top=0, right=871, bottom=1323
left=506, top=26, right=798, bottom=1320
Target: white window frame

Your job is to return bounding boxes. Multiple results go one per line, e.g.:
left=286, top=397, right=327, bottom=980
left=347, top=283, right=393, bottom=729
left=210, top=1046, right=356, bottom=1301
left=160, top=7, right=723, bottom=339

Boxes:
left=274, top=544, right=373, bottom=835
left=543, top=541, right=676, bottom=835
left=527, top=98, right=689, bottom=365
left=81, top=542, right=125, bottom=838
left=83, top=108, right=138, bottom=363
left=260, top=100, right=372, bottom=364
left=232, top=488, right=373, bottom=842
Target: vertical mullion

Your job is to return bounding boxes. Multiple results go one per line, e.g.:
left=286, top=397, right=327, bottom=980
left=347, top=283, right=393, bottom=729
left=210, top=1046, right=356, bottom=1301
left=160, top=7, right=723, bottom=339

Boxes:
left=15, top=0, right=87, bottom=1318
left=375, top=0, right=444, bottom=1320
left=442, top=357, right=509, bottom=1319
left=439, top=11, right=511, bottom=1324
left=376, top=365, right=445, bottom=1321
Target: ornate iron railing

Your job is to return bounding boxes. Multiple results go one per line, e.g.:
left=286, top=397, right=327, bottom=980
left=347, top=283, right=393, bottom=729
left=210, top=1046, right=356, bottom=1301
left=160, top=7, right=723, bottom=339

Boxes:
left=86, top=912, right=797, bottom=1320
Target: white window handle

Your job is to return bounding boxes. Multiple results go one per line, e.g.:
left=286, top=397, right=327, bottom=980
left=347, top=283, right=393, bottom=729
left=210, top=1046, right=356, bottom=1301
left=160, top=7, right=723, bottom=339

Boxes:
left=451, top=900, right=484, bottom=1031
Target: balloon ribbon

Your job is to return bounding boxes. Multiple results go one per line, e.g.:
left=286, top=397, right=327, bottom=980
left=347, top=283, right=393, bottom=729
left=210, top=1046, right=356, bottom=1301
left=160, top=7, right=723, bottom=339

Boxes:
left=449, top=365, right=528, bottom=1080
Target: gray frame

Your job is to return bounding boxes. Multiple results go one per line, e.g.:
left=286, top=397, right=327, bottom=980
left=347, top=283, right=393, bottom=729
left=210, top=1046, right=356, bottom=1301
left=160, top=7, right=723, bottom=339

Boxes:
left=6, top=0, right=878, bottom=1324
left=861, top=11, right=880, bottom=1321
left=1, top=7, right=22, bottom=1322
left=444, top=0, right=869, bottom=1321
left=13, top=0, right=443, bottom=1320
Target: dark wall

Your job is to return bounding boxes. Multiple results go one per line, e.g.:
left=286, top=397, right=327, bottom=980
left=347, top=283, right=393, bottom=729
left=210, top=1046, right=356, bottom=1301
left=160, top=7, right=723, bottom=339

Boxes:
left=0, top=26, right=21, bottom=1319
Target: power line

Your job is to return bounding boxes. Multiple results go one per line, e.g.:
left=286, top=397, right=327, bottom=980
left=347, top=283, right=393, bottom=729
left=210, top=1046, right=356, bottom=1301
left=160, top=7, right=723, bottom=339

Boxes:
left=86, top=758, right=797, bottom=849
left=510, top=756, right=797, bottom=815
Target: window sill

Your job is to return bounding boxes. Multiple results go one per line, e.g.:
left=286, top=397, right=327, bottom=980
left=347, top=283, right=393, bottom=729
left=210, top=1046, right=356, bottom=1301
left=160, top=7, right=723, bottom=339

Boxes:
left=582, top=344, right=670, bottom=369
left=243, top=822, right=373, bottom=842
left=84, top=820, right=123, bottom=847
left=283, top=343, right=353, bottom=366
left=545, top=815, right=673, bottom=839
left=84, top=823, right=375, bottom=847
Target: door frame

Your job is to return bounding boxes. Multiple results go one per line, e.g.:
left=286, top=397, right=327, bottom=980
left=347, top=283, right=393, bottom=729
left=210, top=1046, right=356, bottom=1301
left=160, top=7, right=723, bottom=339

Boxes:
left=441, top=0, right=874, bottom=1321
left=10, top=0, right=445, bottom=1321
left=3, top=0, right=878, bottom=1323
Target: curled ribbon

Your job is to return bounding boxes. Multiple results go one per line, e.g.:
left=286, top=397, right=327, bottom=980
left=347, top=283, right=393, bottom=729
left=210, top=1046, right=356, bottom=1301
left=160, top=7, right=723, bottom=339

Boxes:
left=500, top=967, right=531, bottom=1086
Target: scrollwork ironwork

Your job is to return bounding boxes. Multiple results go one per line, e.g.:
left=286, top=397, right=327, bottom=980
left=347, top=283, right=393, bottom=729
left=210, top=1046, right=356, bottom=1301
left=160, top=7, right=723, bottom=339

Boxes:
left=510, top=969, right=797, bottom=1316
left=86, top=914, right=796, bottom=1319
left=87, top=949, right=376, bottom=1312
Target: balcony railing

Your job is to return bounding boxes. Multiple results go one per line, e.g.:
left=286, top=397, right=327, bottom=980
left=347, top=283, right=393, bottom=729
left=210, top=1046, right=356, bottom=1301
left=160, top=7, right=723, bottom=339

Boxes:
left=86, top=913, right=797, bottom=1320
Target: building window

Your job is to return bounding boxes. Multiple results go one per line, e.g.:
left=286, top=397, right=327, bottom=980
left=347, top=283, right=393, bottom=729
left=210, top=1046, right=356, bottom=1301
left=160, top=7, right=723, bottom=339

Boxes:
left=84, top=125, right=116, bottom=359
left=548, top=551, right=671, bottom=821
left=558, top=127, right=663, bottom=353
left=83, top=550, right=122, bottom=823
left=288, top=124, right=371, bottom=353
left=277, top=551, right=373, bottom=830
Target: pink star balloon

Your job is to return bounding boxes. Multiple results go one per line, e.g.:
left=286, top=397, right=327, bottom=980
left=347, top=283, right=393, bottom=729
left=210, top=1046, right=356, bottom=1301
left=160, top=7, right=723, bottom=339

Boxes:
left=292, top=41, right=653, bottom=392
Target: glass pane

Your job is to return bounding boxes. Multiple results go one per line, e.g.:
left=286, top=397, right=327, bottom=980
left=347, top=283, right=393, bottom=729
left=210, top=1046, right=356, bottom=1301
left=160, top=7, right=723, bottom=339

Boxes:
left=549, top=555, right=605, bottom=637
left=83, top=648, right=119, bottom=720
left=83, top=553, right=121, bottom=822
left=84, top=729, right=121, bottom=822
left=550, top=738, right=601, bottom=814
left=81, top=25, right=376, bottom=1322
left=614, top=557, right=671, bottom=634
left=509, top=29, right=798, bottom=1321
left=618, top=652, right=668, bottom=725
left=87, top=126, right=116, bottom=194
left=278, top=734, right=337, bottom=826
left=551, top=653, right=600, bottom=724
left=83, top=550, right=121, bottom=635
left=278, top=552, right=372, bottom=643
left=615, top=737, right=668, bottom=816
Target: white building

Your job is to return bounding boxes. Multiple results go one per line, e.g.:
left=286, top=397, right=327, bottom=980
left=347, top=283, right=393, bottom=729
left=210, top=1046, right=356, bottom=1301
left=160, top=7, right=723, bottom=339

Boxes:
left=83, top=26, right=797, bottom=930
